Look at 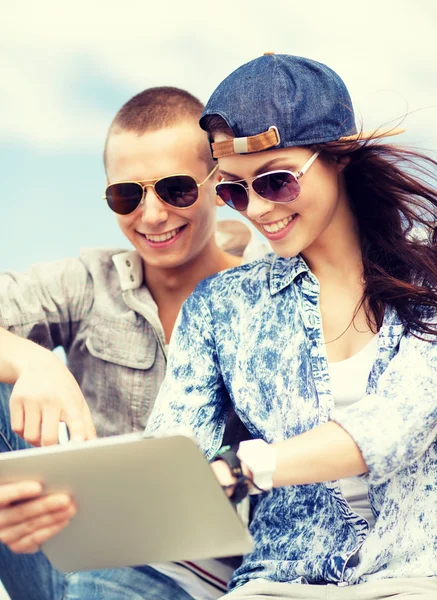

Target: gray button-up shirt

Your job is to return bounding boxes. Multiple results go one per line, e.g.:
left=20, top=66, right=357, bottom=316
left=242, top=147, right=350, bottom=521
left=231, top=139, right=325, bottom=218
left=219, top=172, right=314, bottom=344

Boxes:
left=0, top=220, right=267, bottom=437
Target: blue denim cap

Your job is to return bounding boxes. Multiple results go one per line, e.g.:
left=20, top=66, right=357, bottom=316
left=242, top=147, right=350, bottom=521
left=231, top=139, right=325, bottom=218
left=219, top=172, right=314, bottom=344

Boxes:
left=200, top=53, right=358, bottom=155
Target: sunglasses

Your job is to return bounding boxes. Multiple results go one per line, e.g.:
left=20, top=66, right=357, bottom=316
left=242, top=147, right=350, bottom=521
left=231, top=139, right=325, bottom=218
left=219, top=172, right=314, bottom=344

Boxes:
left=215, top=152, right=319, bottom=212
left=104, top=165, right=218, bottom=215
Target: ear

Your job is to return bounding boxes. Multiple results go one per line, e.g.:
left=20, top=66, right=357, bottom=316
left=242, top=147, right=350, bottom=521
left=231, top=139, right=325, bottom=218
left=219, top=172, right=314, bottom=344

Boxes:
left=336, top=155, right=351, bottom=173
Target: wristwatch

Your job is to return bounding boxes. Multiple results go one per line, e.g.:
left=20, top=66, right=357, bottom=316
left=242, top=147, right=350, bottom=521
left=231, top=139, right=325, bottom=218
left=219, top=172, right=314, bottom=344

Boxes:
left=237, top=439, right=276, bottom=495
left=210, top=446, right=249, bottom=504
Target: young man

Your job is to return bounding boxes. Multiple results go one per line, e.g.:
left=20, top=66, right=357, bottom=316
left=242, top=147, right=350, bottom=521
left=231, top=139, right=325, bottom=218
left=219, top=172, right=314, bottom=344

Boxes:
left=0, top=87, right=265, bottom=600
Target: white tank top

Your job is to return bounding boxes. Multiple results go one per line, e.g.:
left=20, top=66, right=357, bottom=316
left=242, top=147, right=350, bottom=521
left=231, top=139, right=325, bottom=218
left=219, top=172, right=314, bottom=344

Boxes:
left=329, top=335, right=379, bottom=528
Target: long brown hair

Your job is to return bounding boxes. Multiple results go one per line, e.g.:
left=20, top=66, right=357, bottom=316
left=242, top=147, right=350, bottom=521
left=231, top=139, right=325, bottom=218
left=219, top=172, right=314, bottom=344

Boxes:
left=202, top=115, right=437, bottom=337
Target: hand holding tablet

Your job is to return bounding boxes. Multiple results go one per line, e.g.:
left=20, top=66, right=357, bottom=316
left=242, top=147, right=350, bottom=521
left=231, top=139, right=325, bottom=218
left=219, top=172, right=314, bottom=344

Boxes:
left=0, top=433, right=253, bottom=571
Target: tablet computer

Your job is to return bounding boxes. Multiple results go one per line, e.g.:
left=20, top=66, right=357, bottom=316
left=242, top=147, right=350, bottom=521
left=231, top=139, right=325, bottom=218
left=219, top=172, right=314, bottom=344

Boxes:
left=0, top=432, right=253, bottom=572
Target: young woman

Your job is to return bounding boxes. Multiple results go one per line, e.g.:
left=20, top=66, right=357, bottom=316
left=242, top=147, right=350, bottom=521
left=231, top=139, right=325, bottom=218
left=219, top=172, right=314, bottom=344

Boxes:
left=146, top=54, right=437, bottom=599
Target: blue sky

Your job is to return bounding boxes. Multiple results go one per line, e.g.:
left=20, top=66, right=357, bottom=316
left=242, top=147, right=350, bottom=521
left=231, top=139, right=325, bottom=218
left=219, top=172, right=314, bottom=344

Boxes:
left=2, top=0, right=437, bottom=271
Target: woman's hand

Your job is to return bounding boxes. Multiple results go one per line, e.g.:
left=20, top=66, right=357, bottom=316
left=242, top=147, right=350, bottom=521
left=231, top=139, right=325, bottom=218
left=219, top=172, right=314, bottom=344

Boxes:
left=0, top=481, right=76, bottom=553
left=210, top=459, right=237, bottom=497
left=210, top=458, right=253, bottom=497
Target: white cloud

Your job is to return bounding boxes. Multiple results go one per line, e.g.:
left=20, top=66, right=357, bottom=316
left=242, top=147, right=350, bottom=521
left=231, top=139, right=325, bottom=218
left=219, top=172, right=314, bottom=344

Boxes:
left=2, top=0, right=437, bottom=151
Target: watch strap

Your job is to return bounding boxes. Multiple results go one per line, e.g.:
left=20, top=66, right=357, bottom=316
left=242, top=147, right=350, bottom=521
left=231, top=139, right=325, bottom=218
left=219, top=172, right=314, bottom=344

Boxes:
left=211, top=447, right=249, bottom=504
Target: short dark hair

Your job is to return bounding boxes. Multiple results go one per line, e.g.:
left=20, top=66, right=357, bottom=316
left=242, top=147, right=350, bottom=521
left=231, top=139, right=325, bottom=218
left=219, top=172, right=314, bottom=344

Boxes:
left=104, top=87, right=213, bottom=169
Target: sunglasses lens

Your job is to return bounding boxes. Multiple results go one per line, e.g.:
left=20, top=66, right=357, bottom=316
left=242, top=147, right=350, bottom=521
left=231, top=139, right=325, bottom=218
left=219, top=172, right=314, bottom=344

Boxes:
left=252, top=172, right=300, bottom=203
left=215, top=183, right=249, bottom=212
left=155, top=176, right=198, bottom=208
left=106, top=183, right=143, bottom=215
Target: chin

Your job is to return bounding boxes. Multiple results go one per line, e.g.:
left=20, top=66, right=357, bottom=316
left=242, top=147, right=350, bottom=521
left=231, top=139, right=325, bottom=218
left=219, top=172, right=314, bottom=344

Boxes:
left=142, top=255, right=181, bottom=269
left=268, top=242, right=301, bottom=259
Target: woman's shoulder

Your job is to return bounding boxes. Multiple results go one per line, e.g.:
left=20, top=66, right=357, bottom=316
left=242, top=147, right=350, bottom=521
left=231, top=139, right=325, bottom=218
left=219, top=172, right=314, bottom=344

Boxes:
left=192, top=253, right=307, bottom=312
left=196, top=254, right=276, bottom=296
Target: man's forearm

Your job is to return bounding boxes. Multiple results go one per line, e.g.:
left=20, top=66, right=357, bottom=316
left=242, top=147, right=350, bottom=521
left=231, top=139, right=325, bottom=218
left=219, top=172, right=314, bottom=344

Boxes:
left=0, top=327, right=50, bottom=383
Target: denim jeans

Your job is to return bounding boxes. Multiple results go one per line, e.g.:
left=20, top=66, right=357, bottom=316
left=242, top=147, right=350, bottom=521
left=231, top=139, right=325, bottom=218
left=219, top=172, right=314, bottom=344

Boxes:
left=0, top=383, right=194, bottom=600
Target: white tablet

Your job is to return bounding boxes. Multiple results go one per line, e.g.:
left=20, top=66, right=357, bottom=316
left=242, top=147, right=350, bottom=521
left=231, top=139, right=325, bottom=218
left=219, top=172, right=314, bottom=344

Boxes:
left=0, top=433, right=253, bottom=572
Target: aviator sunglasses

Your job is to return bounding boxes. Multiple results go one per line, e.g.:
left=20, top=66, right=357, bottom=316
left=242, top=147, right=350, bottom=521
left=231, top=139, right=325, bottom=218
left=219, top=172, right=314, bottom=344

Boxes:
left=104, top=165, right=218, bottom=215
left=215, top=152, right=319, bottom=212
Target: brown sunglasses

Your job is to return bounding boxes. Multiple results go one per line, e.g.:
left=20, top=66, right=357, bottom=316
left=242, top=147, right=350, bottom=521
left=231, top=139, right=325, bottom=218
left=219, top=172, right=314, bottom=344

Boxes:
left=103, top=165, right=218, bottom=215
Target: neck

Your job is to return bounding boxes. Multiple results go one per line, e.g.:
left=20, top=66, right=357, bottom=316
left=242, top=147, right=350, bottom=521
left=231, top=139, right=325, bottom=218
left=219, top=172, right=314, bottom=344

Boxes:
left=144, top=236, right=240, bottom=306
left=302, top=200, right=363, bottom=283
left=302, top=200, right=376, bottom=361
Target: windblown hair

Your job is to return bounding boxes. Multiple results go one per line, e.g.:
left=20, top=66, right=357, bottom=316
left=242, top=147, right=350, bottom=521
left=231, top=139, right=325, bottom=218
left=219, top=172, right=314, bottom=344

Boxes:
left=202, top=115, right=437, bottom=338
left=104, top=87, right=213, bottom=169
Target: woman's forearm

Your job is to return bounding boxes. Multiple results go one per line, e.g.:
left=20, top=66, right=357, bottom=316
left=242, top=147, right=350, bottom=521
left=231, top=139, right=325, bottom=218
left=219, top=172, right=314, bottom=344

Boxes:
left=272, top=421, right=368, bottom=487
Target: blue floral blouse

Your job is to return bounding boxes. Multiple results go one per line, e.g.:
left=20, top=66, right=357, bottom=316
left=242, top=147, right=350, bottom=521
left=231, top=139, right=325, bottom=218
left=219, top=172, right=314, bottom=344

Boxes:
left=145, top=253, right=437, bottom=590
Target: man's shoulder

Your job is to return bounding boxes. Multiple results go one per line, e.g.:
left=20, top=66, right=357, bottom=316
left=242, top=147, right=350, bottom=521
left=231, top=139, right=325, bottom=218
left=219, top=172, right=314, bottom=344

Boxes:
left=79, top=247, right=130, bottom=276
left=79, top=247, right=129, bottom=266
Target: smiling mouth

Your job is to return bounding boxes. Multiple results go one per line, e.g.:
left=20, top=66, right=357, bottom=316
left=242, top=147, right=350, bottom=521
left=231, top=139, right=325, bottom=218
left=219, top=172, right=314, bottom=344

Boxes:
left=261, top=214, right=297, bottom=234
left=141, top=225, right=186, bottom=242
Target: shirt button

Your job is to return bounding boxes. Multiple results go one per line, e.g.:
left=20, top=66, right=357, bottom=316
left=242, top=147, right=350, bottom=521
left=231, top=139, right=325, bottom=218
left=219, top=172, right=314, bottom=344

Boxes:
left=130, top=274, right=135, bottom=282
left=126, top=260, right=131, bottom=267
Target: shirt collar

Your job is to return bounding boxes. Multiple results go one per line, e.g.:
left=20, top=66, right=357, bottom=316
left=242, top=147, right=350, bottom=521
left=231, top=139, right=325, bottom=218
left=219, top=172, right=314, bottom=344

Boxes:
left=268, top=257, right=406, bottom=348
left=269, top=254, right=311, bottom=295
left=112, top=251, right=143, bottom=292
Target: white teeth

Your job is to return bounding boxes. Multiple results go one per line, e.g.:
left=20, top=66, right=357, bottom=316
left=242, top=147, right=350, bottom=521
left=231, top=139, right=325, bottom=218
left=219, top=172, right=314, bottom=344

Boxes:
left=262, top=215, right=295, bottom=234
left=144, top=227, right=181, bottom=242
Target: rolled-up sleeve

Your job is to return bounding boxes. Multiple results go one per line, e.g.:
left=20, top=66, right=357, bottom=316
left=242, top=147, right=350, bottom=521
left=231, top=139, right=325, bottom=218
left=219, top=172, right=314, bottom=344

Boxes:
left=0, top=258, right=93, bottom=351
left=331, top=332, right=437, bottom=485
left=145, top=291, right=229, bottom=458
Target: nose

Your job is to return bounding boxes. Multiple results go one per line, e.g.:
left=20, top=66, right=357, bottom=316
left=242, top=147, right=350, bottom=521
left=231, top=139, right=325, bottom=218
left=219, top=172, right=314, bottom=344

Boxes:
left=245, top=189, right=275, bottom=222
left=140, top=187, right=169, bottom=226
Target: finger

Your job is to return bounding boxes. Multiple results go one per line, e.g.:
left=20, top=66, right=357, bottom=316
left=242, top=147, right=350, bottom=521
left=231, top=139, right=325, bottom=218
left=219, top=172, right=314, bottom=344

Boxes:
left=7, top=518, right=73, bottom=554
left=0, top=505, right=76, bottom=546
left=63, top=407, right=86, bottom=443
left=83, top=403, right=97, bottom=440
left=22, top=403, right=43, bottom=447
left=0, top=481, right=43, bottom=508
left=40, top=404, right=62, bottom=446
left=9, top=394, right=24, bottom=436
left=210, top=461, right=236, bottom=496
left=0, top=493, right=72, bottom=528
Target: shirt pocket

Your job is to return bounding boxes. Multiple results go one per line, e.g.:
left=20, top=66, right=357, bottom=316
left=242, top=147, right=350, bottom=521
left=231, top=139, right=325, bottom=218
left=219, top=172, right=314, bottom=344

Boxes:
left=85, top=318, right=157, bottom=370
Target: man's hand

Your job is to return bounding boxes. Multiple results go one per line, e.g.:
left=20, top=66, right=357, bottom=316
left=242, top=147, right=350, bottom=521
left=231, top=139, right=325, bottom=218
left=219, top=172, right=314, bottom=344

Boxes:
left=0, top=328, right=97, bottom=446
left=0, top=481, right=76, bottom=553
left=10, top=350, right=97, bottom=446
